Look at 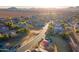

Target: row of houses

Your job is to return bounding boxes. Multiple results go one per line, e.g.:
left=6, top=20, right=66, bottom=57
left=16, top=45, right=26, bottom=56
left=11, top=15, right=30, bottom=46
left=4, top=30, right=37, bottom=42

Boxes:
left=53, top=15, right=79, bottom=34
left=0, top=17, right=29, bottom=36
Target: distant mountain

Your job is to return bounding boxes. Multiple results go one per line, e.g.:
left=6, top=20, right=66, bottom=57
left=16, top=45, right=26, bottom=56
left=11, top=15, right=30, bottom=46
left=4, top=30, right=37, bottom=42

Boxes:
left=76, top=6, right=79, bottom=8
left=66, top=6, right=79, bottom=12
left=8, top=7, right=17, bottom=10
left=68, top=6, right=79, bottom=9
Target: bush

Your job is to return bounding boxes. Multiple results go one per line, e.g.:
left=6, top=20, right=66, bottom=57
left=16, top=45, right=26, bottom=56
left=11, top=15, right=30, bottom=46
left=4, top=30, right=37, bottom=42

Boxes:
left=16, top=28, right=29, bottom=34
left=0, top=34, right=9, bottom=40
left=60, top=32, right=69, bottom=40
left=76, top=29, right=79, bottom=33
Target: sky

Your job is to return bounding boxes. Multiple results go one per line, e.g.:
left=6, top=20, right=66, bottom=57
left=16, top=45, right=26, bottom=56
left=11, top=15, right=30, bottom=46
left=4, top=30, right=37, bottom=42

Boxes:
left=0, top=0, right=79, bottom=8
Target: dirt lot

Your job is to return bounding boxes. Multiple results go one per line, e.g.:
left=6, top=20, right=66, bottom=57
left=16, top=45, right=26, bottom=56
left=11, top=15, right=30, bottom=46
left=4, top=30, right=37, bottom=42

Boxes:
left=0, top=10, right=33, bottom=18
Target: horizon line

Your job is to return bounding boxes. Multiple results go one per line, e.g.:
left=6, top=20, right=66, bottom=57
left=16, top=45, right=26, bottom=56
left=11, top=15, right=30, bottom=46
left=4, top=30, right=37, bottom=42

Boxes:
left=0, top=6, right=79, bottom=8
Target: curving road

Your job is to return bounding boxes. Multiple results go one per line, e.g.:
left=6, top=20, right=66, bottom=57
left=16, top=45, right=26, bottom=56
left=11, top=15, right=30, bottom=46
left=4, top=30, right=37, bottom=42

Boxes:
left=17, top=22, right=50, bottom=52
